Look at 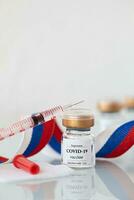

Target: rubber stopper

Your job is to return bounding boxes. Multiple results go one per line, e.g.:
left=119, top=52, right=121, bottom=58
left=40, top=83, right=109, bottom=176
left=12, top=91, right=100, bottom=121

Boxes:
left=13, top=155, right=40, bottom=175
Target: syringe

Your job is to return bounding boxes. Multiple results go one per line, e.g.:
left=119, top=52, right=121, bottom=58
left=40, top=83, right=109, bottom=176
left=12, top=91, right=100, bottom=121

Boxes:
left=0, top=100, right=84, bottom=141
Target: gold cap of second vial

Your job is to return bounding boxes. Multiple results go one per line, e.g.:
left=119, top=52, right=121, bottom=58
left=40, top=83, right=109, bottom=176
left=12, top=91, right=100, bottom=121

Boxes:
left=97, top=100, right=122, bottom=113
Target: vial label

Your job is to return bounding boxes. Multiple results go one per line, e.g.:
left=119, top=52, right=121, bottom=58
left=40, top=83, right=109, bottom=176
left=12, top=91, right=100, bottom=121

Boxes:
left=62, top=137, right=94, bottom=168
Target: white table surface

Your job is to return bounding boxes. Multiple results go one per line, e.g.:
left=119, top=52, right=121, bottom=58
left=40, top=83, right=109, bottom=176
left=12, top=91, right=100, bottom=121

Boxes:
left=0, top=150, right=133, bottom=200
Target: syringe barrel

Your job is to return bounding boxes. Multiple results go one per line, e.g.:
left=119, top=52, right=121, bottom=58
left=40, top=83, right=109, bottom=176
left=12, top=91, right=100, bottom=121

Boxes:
left=0, top=101, right=83, bottom=141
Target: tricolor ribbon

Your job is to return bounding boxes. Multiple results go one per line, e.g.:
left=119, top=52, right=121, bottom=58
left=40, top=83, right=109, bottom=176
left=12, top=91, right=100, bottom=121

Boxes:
left=0, top=119, right=134, bottom=164
left=47, top=120, right=134, bottom=159
left=96, top=120, right=134, bottom=158
left=47, top=119, right=134, bottom=158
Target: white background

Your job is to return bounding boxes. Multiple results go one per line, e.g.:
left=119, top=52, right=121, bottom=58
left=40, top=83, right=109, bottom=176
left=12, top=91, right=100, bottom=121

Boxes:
left=0, top=0, right=134, bottom=126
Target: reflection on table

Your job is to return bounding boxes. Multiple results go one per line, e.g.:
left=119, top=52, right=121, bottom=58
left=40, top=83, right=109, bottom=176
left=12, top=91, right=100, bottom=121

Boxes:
left=0, top=159, right=133, bottom=200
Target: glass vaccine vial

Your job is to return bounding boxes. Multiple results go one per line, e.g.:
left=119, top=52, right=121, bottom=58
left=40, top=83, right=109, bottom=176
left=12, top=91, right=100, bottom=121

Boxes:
left=97, top=100, right=122, bottom=132
left=123, top=97, right=134, bottom=120
left=62, top=109, right=95, bottom=168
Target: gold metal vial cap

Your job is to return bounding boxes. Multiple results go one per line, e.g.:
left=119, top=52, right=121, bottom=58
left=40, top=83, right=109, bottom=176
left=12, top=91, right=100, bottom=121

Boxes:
left=124, top=97, right=134, bottom=109
left=97, top=100, right=122, bottom=113
left=62, top=108, right=94, bottom=129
